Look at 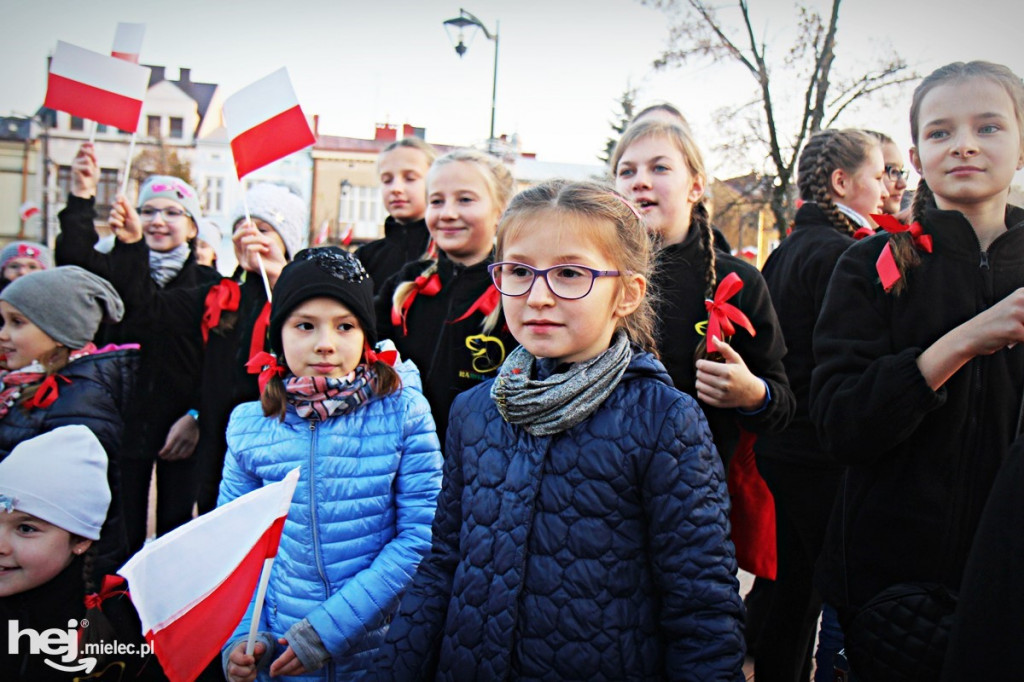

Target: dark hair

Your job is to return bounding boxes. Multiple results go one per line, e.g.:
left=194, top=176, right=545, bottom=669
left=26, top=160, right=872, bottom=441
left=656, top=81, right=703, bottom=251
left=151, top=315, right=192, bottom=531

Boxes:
left=77, top=544, right=119, bottom=669
left=497, top=179, right=658, bottom=353
left=885, top=61, right=1024, bottom=294
left=796, top=129, right=879, bottom=237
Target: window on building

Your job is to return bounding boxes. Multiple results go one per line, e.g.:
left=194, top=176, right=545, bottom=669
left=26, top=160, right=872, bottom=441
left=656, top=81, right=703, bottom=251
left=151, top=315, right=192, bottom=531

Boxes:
left=57, top=165, right=72, bottom=198
left=96, top=124, right=108, bottom=134
left=203, top=176, right=224, bottom=214
left=96, top=169, right=119, bottom=217
left=169, top=117, right=184, bottom=139
left=147, top=116, right=161, bottom=137
left=70, top=116, right=84, bottom=131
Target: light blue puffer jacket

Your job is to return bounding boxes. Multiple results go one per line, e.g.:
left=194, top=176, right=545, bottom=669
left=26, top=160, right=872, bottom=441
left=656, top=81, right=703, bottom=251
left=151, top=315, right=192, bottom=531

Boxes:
left=218, top=360, right=442, bottom=680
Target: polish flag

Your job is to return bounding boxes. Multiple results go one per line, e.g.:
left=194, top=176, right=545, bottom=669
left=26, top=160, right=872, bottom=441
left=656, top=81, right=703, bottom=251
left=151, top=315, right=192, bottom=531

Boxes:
left=111, top=23, right=145, bottom=63
left=118, top=468, right=300, bottom=682
left=222, top=68, right=316, bottom=179
left=340, top=222, right=355, bottom=247
left=313, top=219, right=330, bottom=245
left=44, top=41, right=151, bottom=132
left=19, top=201, right=40, bottom=221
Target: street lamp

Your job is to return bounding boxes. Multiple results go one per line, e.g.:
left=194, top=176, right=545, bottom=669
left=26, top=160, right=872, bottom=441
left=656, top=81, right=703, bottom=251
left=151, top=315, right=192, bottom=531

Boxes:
left=443, top=8, right=499, bottom=153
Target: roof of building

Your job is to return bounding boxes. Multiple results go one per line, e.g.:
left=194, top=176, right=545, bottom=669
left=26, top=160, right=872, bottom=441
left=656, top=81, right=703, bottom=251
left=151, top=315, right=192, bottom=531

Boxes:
left=144, top=66, right=218, bottom=133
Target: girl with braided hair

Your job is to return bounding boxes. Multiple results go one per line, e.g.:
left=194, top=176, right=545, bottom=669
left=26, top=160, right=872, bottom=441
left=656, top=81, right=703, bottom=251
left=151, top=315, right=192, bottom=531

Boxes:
left=809, top=61, right=1024, bottom=678
left=754, top=128, right=887, bottom=682
left=611, top=120, right=793, bottom=467
left=375, top=149, right=518, bottom=447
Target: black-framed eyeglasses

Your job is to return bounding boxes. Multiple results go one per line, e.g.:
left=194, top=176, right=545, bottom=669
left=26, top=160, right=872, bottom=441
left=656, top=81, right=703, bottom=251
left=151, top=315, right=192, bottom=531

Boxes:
left=139, top=206, right=191, bottom=221
left=488, top=261, right=621, bottom=300
left=884, top=165, right=909, bottom=182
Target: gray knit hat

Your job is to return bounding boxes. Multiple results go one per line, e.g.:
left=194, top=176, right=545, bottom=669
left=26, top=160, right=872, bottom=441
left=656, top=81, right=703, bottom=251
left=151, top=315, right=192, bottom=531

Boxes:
left=0, top=266, right=124, bottom=349
left=138, top=175, right=202, bottom=222
left=231, top=183, right=307, bottom=259
left=0, top=241, right=52, bottom=271
left=0, top=425, right=110, bottom=540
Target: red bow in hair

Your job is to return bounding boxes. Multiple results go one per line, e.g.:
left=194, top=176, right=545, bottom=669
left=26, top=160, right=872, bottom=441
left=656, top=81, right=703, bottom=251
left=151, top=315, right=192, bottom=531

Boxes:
left=364, top=341, right=398, bottom=367
left=391, top=273, right=442, bottom=335
left=452, top=285, right=500, bottom=324
left=201, top=280, right=241, bottom=343
left=245, top=351, right=285, bottom=393
left=84, top=575, right=130, bottom=611
left=24, top=374, right=70, bottom=410
left=871, top=214, right=933, bottom=292
left=704, top=272, right=756, bottom=354
left=249, top=301, right=272, bottom=360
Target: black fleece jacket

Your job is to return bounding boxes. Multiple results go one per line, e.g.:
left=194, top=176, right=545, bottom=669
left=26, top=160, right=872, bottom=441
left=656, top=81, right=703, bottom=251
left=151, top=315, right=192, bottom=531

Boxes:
left=811, top=205, right=1024, bottom=612
left=375, top=252, right=517, bottom=446
left=356, top=216, right=431, bottom=295
left=755, top=202, right=856, bottom=467
left=651, top=224, right=794, bottom=465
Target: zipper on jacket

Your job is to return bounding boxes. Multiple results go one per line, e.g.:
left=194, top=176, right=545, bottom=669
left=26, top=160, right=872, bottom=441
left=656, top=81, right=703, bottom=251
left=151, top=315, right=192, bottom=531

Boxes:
left=307, top=420, right=331, bottom=600
left=980, top=251, right=990, bottom=269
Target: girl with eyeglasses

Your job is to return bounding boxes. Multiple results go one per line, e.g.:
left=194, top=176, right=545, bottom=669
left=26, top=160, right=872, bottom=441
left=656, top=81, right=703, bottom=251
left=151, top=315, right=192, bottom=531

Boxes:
left=867, top=130, right=911, bottom=215
left=55, top=144, right=221, bottom=556
left=376, top=149, right=518, bottom=447
left=378, top=180, right=744, bottom=680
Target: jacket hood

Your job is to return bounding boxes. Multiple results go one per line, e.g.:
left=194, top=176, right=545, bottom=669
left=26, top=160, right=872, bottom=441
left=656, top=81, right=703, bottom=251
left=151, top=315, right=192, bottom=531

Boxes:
left=621, top=347, right=674, bottom=389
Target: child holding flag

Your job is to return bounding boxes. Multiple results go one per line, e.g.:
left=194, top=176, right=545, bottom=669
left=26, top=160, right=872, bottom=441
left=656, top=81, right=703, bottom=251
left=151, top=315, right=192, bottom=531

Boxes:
left=221, top=247, right=441, bottom=681
left=0, top=426, right=164, bottom=681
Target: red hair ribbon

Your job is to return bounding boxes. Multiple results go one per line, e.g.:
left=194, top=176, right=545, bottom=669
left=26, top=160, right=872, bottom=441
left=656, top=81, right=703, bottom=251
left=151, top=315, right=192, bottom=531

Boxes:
left=201, top=279, right=241, bottom=344
left=871, top=214, right=933, bottom=292
left=452, top=285, right=500, bottom=324
left=852, top=226, right=875, bottom=241
left=24, top=374, right=70, bottom=410
left=84, top=575, right=130, bottom=611
left=364, top=341, right=398, bottom=367
left=249, top=302, right=272, bottom=361
left=391, top=272, right=442, bottom=335
left=705, top=272, right=756, bottom=354
left=245, top=351, right=285, bottom=393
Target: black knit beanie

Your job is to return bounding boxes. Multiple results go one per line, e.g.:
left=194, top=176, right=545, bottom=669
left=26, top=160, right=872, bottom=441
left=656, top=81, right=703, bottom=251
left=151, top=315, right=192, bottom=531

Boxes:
left=268, top=247, right=376, bottom=357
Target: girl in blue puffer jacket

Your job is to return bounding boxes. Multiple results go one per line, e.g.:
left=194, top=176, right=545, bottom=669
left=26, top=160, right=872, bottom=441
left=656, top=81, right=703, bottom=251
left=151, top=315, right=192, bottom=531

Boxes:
left=219, top=247, right=442, bottom=682
left=378, top=180, right=745, bottom=681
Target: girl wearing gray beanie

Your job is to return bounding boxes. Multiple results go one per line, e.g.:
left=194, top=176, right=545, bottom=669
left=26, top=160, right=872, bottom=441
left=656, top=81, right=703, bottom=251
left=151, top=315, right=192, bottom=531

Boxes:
left=0, top=266, right=139, bottom=576
left=53, top=143, right=222, bottom=557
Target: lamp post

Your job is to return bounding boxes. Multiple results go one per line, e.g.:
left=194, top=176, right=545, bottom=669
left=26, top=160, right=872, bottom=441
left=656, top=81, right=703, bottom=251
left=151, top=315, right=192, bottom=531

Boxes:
left=443, top=8, right=499, bottom=153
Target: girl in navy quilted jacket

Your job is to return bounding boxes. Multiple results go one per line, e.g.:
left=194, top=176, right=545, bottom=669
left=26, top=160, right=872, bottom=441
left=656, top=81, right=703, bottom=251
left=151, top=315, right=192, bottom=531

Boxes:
left=378, top=180, right=745, bottom=681
left=220, top=247, right=442, bottom=682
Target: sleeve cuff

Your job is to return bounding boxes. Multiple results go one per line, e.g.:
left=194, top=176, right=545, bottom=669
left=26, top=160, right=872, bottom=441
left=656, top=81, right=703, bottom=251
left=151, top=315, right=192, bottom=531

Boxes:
left=736, top=378, right=771, bottom=416
left=285, top=618, right=332, bottom=672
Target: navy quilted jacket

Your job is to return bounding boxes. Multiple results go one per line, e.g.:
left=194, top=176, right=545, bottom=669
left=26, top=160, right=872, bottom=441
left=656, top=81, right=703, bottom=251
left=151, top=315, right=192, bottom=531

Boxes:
left=378, top=350, right=745, bottom=681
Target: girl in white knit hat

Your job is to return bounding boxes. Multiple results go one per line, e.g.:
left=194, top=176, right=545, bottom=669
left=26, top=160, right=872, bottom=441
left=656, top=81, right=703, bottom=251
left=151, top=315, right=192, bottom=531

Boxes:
left=0, top=426, right=164, bottom=680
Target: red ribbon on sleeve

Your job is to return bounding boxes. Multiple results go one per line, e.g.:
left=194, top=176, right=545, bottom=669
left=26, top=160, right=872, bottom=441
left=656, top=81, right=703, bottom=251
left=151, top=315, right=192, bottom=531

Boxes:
left=391, top=272, right=442, bottom=335
left=245, top=351, right=286, bottom=393
left=201, top=279, right=241, bottom=344
left=704, top=272, right=756, bottom=354
left=871, top=214, right=933, bottom=292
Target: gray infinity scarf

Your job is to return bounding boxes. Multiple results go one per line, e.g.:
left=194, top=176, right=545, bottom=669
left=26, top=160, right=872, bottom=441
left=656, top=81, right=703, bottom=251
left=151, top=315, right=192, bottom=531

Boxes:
left=149, top=243, right=190, bottom=288
left=490, top=330, right=632, bottom=436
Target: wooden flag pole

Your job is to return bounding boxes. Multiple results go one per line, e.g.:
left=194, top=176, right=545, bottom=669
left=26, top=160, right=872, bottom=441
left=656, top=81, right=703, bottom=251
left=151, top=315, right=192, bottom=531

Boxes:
left=88, top=120, right=98, bottom=144
left=244, top=557, right=276, bottom=656
left=121, top=132, right=137, bottom=198
left=242, top=197, right=273, bottom=302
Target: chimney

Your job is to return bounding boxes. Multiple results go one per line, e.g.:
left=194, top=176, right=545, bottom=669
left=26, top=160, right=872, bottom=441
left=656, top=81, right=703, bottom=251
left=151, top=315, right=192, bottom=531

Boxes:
left=313, top=114, right=320, bottom=136
left=179, top=67, right=191, bottom=84
left=150, top=65, right=166, bottom=83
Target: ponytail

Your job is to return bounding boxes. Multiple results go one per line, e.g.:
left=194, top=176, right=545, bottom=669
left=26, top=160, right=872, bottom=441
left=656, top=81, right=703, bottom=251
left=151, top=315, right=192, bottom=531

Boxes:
left=884, top=180, right=934, bottom=295
left=693, top=201, right=720, bottom=361
left=260, top=373, right=289, bottom=421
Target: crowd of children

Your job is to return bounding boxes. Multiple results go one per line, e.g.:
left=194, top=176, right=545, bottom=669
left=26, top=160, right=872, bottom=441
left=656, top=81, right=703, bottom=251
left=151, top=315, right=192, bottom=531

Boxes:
left=2, top=58, right=1023, bottom=682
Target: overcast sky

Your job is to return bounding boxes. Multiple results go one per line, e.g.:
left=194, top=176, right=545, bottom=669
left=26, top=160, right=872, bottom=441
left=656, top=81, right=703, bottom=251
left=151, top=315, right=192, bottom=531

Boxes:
left=3, top=0, right=1021, bottom=180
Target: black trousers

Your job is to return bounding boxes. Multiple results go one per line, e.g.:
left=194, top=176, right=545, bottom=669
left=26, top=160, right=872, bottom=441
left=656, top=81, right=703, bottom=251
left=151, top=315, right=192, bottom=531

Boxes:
left=120, top=456, right=199, bottom=554
left=754, top=456, right=843, bottom=682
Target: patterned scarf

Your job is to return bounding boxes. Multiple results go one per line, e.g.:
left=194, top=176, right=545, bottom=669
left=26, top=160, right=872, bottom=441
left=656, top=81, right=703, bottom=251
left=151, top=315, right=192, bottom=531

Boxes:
left=284, top=365, right=377, bottom=421
left=149, top=243, right=190, bottom=288
left=490, top=331, right=632, bottom=436
left=0, top=344, right=99, bottom=419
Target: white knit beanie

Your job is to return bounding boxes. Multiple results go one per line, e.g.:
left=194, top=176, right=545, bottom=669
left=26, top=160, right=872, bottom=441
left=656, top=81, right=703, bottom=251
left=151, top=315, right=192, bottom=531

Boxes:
left=0, top=426, right=111, bottom=540
left=231, top=183, right=307, bottom=259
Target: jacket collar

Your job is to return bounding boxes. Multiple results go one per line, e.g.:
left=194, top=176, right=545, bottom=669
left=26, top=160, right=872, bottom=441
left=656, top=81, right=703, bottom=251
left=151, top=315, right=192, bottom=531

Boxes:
left=923, top=204, right=1024, bottom=261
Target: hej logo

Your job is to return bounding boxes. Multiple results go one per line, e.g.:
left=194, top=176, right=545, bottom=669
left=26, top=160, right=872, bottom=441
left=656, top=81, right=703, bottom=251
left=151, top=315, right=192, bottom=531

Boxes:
left=7, top=618, right=97, bottom=674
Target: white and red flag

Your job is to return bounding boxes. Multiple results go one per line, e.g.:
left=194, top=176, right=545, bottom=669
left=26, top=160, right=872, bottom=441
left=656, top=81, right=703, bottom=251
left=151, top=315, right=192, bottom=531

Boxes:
left=44, top=41, right=150, bottom=132
left=19, top=201, right=40, bottom=221
left=340, top=222, right=355, bottom=247
left=313, top=219, right=330, bottom=246
left=118, top=468, right=300, bottom=682
left=222, top=68, right=316, bottom=179
left=111, top=23, right=145, bottom=63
